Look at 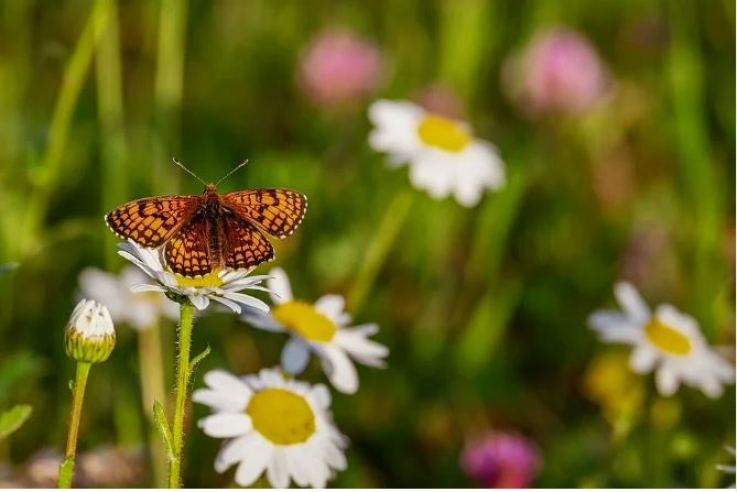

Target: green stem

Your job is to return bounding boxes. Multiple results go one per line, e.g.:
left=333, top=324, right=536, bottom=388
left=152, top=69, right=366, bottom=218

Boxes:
left=347, top=189, right=415, bottom=314
left=138, top=323, right=168, bottom=488
left=58, top=362, right=92, bottom=488
left=24, top=0, right=111, bottom=253
left=168, top=303, right=194, bottom=488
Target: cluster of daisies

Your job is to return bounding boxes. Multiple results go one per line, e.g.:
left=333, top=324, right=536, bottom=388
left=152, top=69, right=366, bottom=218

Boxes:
left=79, top=241, right=387, bottom=488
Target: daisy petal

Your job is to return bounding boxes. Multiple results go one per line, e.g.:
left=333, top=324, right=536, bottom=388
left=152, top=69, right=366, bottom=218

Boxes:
left=629, top=346, right=657, bottom=374
left=314, top=294, right=351, bottom=325
left=614, top=282, right=650, bottom=323
left=655, top=366, right=680, bottom=396
left=267, top=267, right=293, bottom=304
left=234, top=435, right=273, bottom=487
left=199, top=413, right=252, bottom=438
left=320, top=346, right=359, bottom=394
left=266, top=447, right=290, bottom=488
left=282, top=337, right=311, bottom=375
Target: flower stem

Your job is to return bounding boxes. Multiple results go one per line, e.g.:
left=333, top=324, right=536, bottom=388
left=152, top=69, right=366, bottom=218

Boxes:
left=347, top=189, right=415, bottom=314
left=58, top=361, right=92, bottom=488
left=138, top=323, right=168, bottom=488
left=168, top=303, right=194, bottom=488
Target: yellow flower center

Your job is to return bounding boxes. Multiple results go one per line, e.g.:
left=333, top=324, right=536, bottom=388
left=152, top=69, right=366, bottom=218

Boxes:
left=417, top=115, right=472, bottom=153
left=246, top=388, right=316, bottom=445
left=272, top=300, right=337, bottom=342
left=174, top=270, right=224, bottom=288
left=644, top=317, right=692, bottom=356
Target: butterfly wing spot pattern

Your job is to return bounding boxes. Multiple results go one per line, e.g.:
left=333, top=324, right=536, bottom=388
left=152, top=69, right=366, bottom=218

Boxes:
left=105, top=196, right=197, bottom=248
left=105, top=187, right=307, bottom=278
left=223, top=189, right=307, bottom=238
left=223, top=216, right=275, bottom=270
left=163, top=216, right=213, bottom=277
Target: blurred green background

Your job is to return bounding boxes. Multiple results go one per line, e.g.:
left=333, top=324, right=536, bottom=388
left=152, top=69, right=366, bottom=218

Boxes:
left=0, top=0, right=734, bottom=487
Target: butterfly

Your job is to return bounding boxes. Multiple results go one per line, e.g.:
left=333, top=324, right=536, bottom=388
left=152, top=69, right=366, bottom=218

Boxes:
left=105, top=161, right=307, bottom=278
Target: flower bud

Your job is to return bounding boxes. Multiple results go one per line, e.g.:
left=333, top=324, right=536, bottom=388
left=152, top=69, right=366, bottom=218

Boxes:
left=65, top=299, right=116, bottom=363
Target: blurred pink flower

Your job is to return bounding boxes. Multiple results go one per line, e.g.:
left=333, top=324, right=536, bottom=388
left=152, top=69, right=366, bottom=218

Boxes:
left=460, top=430, right=541, bottom=488
left=413, top=83, right=465, bottom=119
left=298, top=29, right=383, bottom=108
left=504, top=28, right=608, bottom=116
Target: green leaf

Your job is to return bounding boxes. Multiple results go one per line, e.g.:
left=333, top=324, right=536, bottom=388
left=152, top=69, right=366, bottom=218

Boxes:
left=189, top=345, right=211, bottom=373
left=153, top=400, right=176, bottom=462
left=0, top=404, right=32, bottom=440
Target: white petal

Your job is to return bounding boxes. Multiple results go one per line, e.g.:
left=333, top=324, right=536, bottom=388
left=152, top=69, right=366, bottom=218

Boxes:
left=655, top=366, right=680, bottom=396
left=320, top=346, right=359, bottom=394
left=209, top=295, right=243, bottom=314
left=322, top=438, right=348, bottom=471
left=192, top=388, right=248, bottom=412
left=281, top=338, right=311, bottom=375
left=629, top=346, right=657, bottom=374
left=311, top=384, right=332, bottom=410
left=408, top=157, right=455, bottom=199
left=241, top=310, right=285, bottom=332
left=614, top=282, right=650, bottom=323
left=204, top=370, right=253, bottom=397
left=130, top=283, right=167, bottom=294
left=220, top=292, right=270, bottom=313
left=190, top=295, right=210, bottom=310
left=267, top=267, right=293, bottom=304
left=234, top=436, right=273, bottom=487
left=77, top=268, right=127, bottom=320
left=314, top=294, right=351, bottom=325
left=334, top=330, right=388, bottom=367
left=284, top=446, right=312, bottom=487
left=199, top=413, right=252, bottom=438
left=368, top=100, right=424, bottom=156
left=266, top=447, right=290, bottom=488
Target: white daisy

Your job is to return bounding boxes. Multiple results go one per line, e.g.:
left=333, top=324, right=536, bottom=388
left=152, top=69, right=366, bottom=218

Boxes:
left=117, top=240, right=270, bottom=314
left=241, top=267, right=388, bottom=394
left=193, top=368, right=347, bottom=488
left=78, top=266, right=179, bottom=330
left=588, top=282, right=735, bottom=398
left=368, top=99, right=505, bottom=207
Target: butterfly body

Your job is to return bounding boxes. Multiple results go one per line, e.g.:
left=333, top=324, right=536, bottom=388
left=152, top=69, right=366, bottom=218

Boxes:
left=106, top=184, right=306, bottom=277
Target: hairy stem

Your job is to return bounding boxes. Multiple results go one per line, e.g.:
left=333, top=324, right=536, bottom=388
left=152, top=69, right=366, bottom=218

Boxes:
left=168, top=303, right=194, bottom=488
left=58, top=362, right=92, bottom=488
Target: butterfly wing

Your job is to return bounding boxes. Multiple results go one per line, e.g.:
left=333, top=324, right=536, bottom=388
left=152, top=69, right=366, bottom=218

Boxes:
left=222, top=215, right=274, bottom=271
left=163, top=215, right=217, bottom=277
left=222, top=189, right=307, bottom=238
left=105, top=196, right=199, bottom=248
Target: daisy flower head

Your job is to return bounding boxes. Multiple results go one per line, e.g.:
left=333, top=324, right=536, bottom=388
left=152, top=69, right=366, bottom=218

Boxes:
left=193, top=368, right=347, bottom=488
left=117, top=240, right=270, bottom=314
left=241, top=267, right=388, bottom=394
left=368, top=99, right=505, bottom=207
left=78, top=266, right=179, bottom=330
left=588, top=282, right=735, bottom=398
left=65, top=299, right=116, bottom=363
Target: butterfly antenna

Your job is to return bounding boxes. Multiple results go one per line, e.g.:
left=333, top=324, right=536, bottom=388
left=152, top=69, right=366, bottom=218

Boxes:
left=172, top=157, right=206, bottom=185
left=216, top=159, right=249, bottom=186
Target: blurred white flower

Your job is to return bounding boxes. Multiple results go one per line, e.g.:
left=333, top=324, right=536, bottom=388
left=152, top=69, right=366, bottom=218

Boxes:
left=588, top=282, right=734, bottom=398
left=78, top=266, right=179, bottom=330
left=717, top=445, right=735, bottom=488
left=368, top=99, right=505, bottom=207
left=65, top=299, right=116, bottom=363
left=193, top=368, right=347, bottom=488
left=241, top=267, right=388, bottom=394
left=117, top=240, right=270, bottom=314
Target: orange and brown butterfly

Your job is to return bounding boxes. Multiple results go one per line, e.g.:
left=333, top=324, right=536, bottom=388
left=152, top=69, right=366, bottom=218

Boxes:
left=105, top=160, right=307, bottom=278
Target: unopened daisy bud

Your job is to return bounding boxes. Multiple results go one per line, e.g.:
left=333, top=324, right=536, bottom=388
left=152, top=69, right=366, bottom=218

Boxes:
left=65, top=299, right=116, bottom=364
